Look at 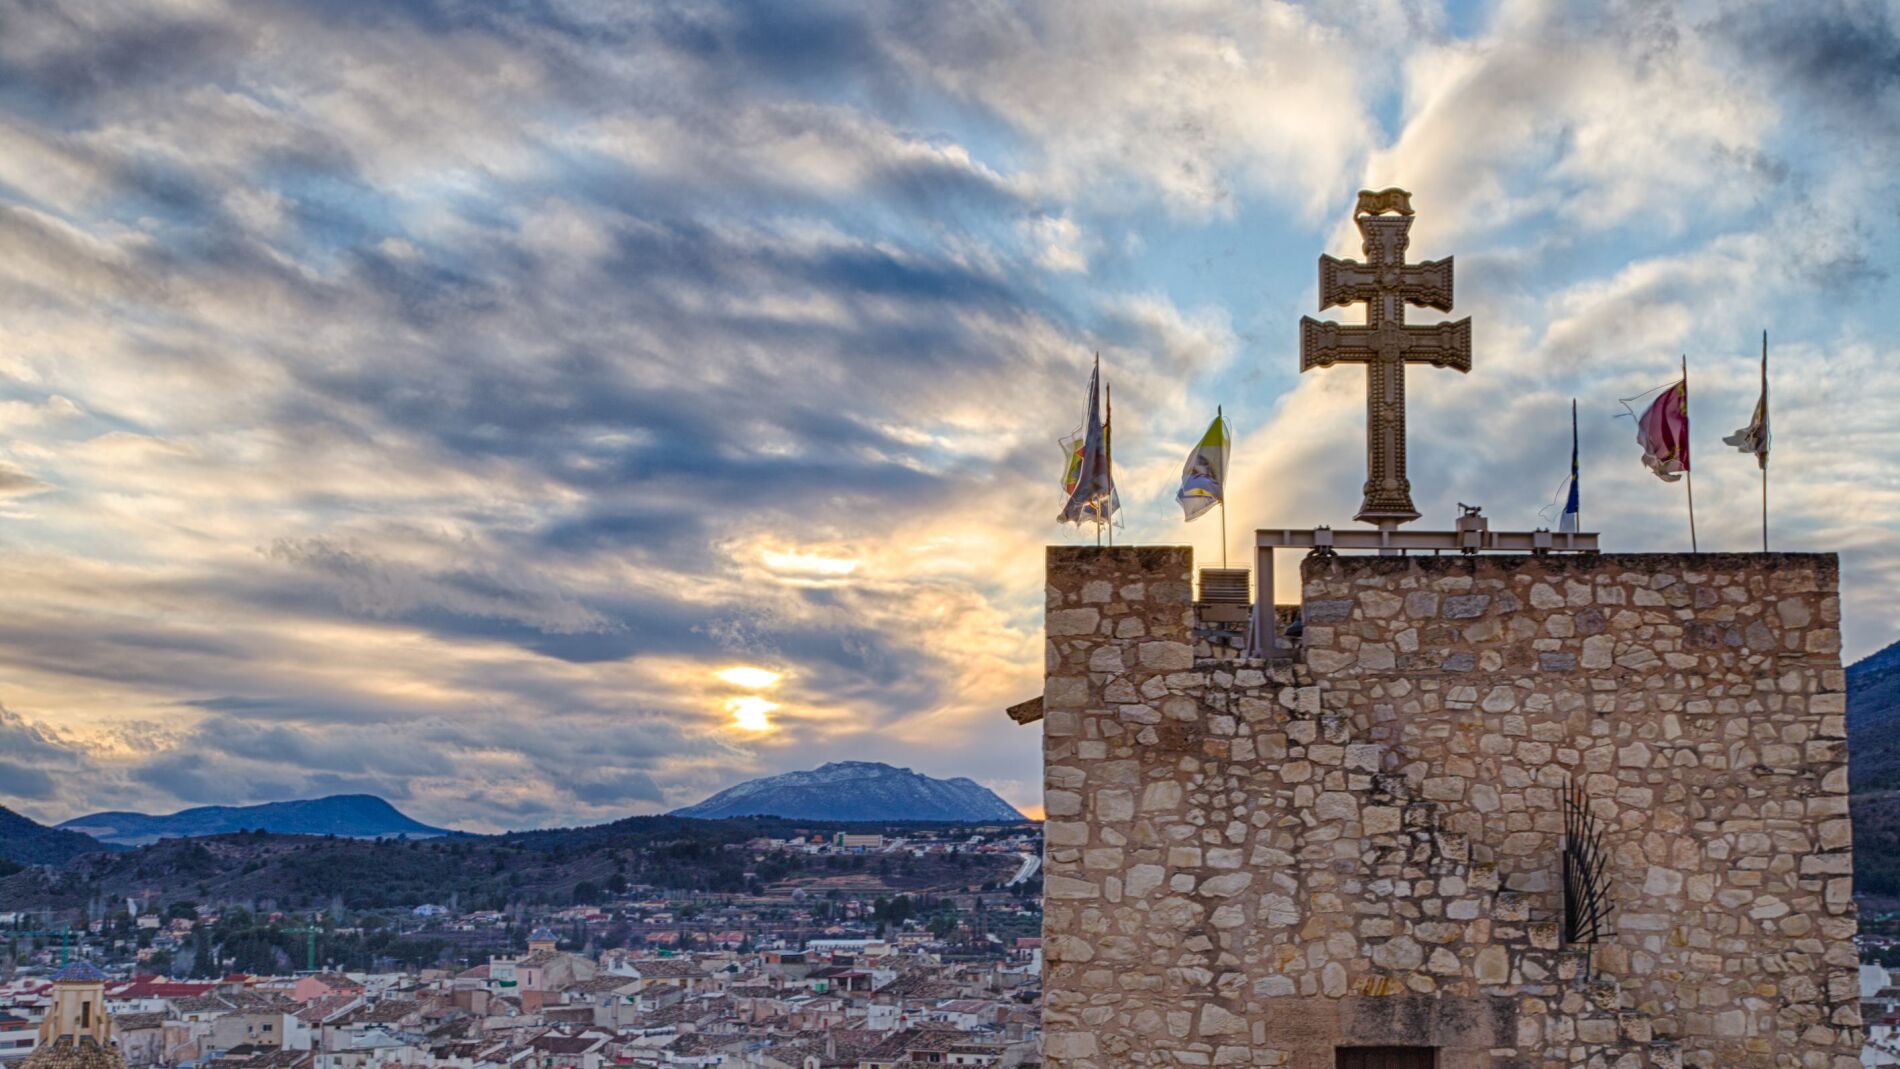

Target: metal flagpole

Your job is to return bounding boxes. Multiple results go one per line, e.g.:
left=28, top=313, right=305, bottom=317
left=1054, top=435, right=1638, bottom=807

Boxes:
left=1217, top=405, right=1227, bottom=568
left=1761, top=330, right=1769, bottom=553
left=1682, top=353, right=1698, bottom=553
left=1104, top=379, right=1114, bottom=548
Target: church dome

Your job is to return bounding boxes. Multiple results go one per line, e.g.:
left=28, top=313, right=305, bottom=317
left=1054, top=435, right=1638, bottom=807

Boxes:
left=49, top=961, right=108, bottom=984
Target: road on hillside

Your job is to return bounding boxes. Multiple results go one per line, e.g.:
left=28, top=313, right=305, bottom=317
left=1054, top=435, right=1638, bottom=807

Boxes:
left=1005, top=851, right=1040, bottom=887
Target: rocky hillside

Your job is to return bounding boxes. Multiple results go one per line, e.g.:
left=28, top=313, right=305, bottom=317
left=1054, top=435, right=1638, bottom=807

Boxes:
left=671, top=761, right=1026, bottom=822
left=0, top=814, right=1019, bottom=911
left=0, top=805, right=121, bottom=867
left=1849, top=637, right=1900, bottom=896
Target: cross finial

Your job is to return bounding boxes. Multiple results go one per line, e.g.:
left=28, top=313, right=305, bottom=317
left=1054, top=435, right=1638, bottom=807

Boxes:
left=1299, top=190, right=1472, bottom=528
left=1354, top=187, right=1414, bottom=217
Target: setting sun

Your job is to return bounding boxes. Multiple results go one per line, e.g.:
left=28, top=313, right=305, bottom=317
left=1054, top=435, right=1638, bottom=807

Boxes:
left=726, top=696, right=778, bottom=733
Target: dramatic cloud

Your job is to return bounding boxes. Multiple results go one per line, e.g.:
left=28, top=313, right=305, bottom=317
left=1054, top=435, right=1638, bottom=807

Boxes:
left=0, top=0, right=1896, bottom=830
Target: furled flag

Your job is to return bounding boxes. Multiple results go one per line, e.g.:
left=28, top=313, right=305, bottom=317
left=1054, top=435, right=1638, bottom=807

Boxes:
left=1635, top=379, right=1690, bottom=482
left=1559, top=399, right=1581, bottom=533
left=1058, top=357, right=1118, bottom=526
left=1723, top=331, right=1770, bottom=469
left=1176, top=408, right=1231, bottom=521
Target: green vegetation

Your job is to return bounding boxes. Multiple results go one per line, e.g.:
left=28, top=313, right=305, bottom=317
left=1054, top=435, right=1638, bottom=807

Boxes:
left=0, top=815, right=1032, bottom=912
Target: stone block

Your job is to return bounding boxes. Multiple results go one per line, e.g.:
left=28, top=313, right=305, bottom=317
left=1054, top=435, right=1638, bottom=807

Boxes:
left=1048, top=607, right=1101, bottom=636
left=1139, top=641, right=1195, bottom=670
left=1444, top=594, right=1491, bottom=619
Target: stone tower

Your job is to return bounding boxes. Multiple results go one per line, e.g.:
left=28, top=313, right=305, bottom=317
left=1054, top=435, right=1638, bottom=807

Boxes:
left=24, top=961, right=126, bottom=1069
left=1029, top=546, right=1859, bottom=1069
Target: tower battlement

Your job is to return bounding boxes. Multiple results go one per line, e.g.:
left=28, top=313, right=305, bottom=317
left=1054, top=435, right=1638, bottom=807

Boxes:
left=1037, top=544, right=1858, bottom=1069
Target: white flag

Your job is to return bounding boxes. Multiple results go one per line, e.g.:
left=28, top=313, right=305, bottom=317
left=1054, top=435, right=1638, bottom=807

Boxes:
left=1176, top=410, right=1230, bottom=521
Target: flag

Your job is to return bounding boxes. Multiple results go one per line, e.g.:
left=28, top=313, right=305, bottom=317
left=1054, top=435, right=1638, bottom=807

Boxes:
left=1058, top=357, right=1117, bottom=525
left=1723, top=332, right=1769, bottom=469
left=1635, top=379, right=1690, bottom=482
left=1058, top=433, right=1120, bottom=526
left=1176, top=409, right=1230, bottom=521
left=1559, top=399, right=1580, bottom=533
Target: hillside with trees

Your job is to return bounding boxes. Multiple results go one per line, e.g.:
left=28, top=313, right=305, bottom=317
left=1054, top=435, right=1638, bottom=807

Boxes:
left=0, top=814, right=1027, bottom=912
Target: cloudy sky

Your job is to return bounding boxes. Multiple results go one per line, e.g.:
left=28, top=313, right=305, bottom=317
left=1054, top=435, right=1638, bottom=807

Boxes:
left=1, top=0, right=1897, bottom=831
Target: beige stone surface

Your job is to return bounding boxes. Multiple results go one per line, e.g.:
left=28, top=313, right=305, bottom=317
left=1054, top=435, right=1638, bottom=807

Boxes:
left=1041, top=546, right=1858, bottom=1069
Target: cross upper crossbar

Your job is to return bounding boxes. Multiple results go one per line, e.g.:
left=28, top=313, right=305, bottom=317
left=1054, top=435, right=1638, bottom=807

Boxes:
left=1299, top=191, right=1472, bottom=527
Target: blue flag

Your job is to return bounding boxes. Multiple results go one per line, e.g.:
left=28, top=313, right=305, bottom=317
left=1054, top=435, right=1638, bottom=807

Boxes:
left=1560, top=399, right=1580, bottom=533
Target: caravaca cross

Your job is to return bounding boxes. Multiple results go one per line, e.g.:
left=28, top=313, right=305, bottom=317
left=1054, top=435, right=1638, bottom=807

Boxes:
left=1300, top=187, right=1472, bottom=529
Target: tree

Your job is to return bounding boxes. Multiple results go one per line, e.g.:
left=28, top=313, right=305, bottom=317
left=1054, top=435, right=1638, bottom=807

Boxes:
left=188, top=926, right=217, bottom=978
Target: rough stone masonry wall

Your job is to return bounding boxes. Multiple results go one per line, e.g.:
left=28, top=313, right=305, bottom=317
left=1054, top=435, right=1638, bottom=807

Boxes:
left=1040, top=546, right=1860, bottom=1069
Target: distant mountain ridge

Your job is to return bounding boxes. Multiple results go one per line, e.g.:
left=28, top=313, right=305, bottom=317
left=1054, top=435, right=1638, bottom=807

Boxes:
left=59, top=794, right=451, bottom=846
left=0, top=805, right=121, bottom=867
left=1855, top=637, right=1900, bottom=681
left=671, top=761, right=1026, bottom=822
left=1845, top=637, right=1900, bottom=897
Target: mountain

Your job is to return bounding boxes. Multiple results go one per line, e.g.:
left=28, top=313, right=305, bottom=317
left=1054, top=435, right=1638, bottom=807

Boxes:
left=58, top=794, right=452, bottom=847
left=1847, top=637, right=1900, bottom=897
left=0, top=805, right=120, bottom=867
left=1849, top=638, right=1900, bottom=793
left=671, top=761, right=1027, bottom=822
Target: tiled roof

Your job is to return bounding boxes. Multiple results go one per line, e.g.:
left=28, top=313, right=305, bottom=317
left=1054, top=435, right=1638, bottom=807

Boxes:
left=50, top=962, right=109, bottom=984
left=292, top=995, right=358, bottom=1024
left=332, top=999, right=417, bottom=1027
left=21, top=1036, right=127, bottom=1069
left=563, top=977, right=637, bottom=995
left=113, top=980, right=216, bottom=1000
left=627, top=960, right=700, bottom=979
left=530, top=1035, right=604, bottom=1055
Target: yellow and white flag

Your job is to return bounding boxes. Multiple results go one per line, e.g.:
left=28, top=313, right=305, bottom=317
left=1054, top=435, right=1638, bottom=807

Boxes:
left=1723, top=331, right=1770, bottom=470
left=1176, top=409, right=1230, bottom=521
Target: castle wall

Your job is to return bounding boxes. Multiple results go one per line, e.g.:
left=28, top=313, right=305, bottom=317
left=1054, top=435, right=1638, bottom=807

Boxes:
left=1039, top=546, right=1859, bottom=1069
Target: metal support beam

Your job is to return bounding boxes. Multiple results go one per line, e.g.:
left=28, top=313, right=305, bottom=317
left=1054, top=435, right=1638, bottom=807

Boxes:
left=1255, top=527, right=1597, bottom=554
left=1248, top=525, right=1598, bottom=659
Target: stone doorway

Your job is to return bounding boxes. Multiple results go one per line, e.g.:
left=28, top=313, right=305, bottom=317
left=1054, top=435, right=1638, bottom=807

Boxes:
left=1335, top=1048, right=1436, bottom=1069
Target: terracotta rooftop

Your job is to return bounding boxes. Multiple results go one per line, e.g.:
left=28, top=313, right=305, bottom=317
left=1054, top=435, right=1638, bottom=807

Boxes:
left=21, top=1036, right=127, bottom=1069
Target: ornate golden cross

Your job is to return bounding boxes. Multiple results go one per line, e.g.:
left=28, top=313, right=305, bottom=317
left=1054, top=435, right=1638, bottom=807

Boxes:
left=1300, top=189, right=1471, bottom=528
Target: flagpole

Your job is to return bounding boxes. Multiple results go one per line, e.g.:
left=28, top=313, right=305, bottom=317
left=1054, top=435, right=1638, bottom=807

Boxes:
left=1571, top=398, right=1579, bottom=531
left=1217, top=405, right=1228, bottom=568
left=1761, top=330, right=1769, bottom=553
left=1104, top=379, right=1114, bottom=548
left=1683, top=353, right=1698, bottom=553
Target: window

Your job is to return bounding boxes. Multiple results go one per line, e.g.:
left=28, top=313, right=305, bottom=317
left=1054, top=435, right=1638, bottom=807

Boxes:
left=1336, top=1048, right=1435, bottom=1069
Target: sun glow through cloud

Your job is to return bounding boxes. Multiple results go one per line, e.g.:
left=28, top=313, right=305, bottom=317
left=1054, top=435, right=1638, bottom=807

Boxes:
left=726, top=696, right=778, bottom=733
left=760, top=549, right=860, bottom=581
left=715, top=666, right=783, bottom=689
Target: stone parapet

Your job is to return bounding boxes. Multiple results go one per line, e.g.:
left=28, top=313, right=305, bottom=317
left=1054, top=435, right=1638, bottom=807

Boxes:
left=1040, top=545, right=1858, bottom=1069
